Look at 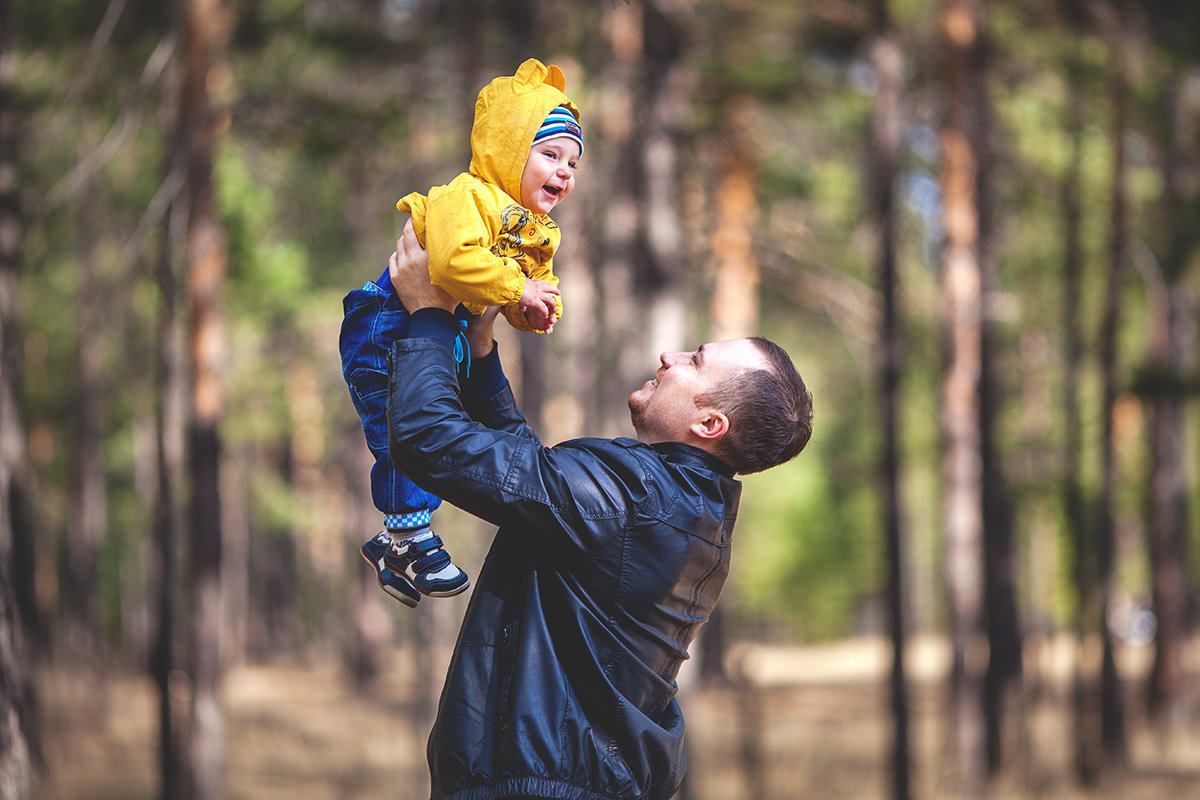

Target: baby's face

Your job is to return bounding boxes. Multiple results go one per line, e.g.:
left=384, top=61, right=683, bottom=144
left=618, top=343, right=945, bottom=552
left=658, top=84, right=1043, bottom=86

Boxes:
left=519, top=137, right=581, bottom=215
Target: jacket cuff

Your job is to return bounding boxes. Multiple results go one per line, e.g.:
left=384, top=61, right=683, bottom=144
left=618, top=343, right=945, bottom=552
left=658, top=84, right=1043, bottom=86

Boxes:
left=463, top=345, right=507, bottom=399
left=408, top=308, right=460, bottom=345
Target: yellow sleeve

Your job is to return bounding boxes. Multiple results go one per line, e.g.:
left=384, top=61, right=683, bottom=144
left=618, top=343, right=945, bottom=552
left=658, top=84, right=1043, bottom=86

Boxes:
left=424, top=186, right=527, bottom=312
left=501, top=302, right=535, bottom=333
left=500, top=255, right=562, bottom=334
left=526, top=252, right=563, bottom=320
left=395, top=192, right=429, bottom=246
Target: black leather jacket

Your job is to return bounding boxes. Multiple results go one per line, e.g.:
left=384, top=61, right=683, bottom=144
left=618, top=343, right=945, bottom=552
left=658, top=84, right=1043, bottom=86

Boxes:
left=388, top=311, right=741, bottom=800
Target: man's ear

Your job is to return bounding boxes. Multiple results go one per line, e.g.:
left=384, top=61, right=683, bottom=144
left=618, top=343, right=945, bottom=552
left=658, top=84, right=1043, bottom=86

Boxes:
left=690, top=408, right=729, bottom=441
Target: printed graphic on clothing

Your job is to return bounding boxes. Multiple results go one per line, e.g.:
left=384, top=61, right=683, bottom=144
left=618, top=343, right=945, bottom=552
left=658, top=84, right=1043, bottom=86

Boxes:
left=493, top=204, right=555, bottom=269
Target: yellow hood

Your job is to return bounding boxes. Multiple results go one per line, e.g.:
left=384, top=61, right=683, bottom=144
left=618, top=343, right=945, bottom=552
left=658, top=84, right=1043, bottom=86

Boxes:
left=469, top=58, right=581, bottom=204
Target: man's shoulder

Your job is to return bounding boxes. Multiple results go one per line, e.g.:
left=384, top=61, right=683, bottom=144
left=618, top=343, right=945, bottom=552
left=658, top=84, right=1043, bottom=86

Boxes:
left=555, top=438, right=739, bottom=539
left=551, top=436, right=645, bottom=463
left=554, top=437, right=731, bottom=490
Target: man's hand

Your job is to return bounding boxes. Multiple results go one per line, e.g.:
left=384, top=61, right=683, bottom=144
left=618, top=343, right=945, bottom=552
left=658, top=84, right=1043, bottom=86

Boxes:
left=389, top=220, right=458, bottom=314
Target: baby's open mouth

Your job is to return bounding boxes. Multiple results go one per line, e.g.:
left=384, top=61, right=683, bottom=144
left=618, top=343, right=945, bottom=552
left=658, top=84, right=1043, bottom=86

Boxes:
left=543, top=185, right=561, bottom=196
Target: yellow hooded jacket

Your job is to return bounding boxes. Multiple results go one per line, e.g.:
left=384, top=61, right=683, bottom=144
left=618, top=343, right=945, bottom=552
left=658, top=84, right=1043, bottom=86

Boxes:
left=397, top=59, right=580, bottom=333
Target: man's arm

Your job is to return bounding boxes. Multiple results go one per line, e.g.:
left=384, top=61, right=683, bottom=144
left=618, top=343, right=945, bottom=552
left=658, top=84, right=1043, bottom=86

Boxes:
left=386, top=224, right=633, bottom=549
left=390, top=224, right=526, bottom=433
left=386, top=333, right=636, bottom=548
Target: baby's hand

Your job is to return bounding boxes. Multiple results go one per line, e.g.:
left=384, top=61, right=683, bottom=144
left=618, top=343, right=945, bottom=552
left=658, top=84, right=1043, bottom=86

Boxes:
left=523, top=304, right=558, bottom=334
left=519, top=279, right=561, bottom=334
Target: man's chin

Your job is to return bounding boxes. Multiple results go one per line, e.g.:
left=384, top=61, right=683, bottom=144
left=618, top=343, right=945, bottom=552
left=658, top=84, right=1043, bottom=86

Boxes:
left=627, top=396, right=644, bottom=429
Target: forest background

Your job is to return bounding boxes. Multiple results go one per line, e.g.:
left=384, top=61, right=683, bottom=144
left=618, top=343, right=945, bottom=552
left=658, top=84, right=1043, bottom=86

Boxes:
left=3, top=0, right=1200, bottom=798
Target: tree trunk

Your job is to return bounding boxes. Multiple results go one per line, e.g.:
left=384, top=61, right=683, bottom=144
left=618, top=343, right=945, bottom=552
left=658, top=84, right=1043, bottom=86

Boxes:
left=593, top=3, right=641, bottom=437
left=636, top=0, right=689, bottom=360
left=66, top=132, right=108, bottom=668
left=939, top=0, right=986, bottom=792
left=708, top=104, right=760, bottom=345
left=1143, top=70, right=1193, bottom=731
left=1094, top=9, right=1130, bottom=768
left=973, top=8, right=1022, bottom=777
left=594, top=0, right=690, bottom=438
left=1143, top=279, right=1190, bottom=728
left=869, top=1, right=911, bottom=797
left=0, top=0, right=36, bottom=788
left=153, top=4, right=190, bottom=793
left=1059, top=4, right=1101, bottom=782
left=153, top=225, right=188, bottom=800
left=699, top=97, right=760, bottom=687
left=178, top=0, right=231, bottom=795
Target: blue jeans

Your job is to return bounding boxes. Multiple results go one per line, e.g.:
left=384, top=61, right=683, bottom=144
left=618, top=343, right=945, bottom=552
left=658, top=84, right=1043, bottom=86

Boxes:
left=340, top=268, right=470, bottom=520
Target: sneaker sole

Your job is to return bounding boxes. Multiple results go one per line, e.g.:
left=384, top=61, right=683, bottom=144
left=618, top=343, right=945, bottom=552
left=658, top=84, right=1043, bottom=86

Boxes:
left=420, top=577, right=471, bottom=598
left=360, top=547, right=420, bottom=608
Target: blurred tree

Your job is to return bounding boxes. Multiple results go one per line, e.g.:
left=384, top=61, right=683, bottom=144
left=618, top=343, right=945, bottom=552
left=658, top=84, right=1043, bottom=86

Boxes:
left=64, top=126, right=107, bottom=670
left=1140, top=58, right=1197, bottom=733
left=1135, top=0, right=1200, bottom=738
left=1093, top=0, right=1131, bottom=770
left=1057, top=0, right=1102, bottom=784
left=938, top=0, right=987, bottom=791
left=592, top=0, right=690, bottom=437
left=700, top=0, right=765, bottom=689
left=975, top=4, right=1022, bottom=781
left=0, top=0, right=37, bottom=794
left=868, top=0, right=911, bottom=797
left=153, top=2, right=188, bottom=796
left=177, top=0, right=233, bottom=794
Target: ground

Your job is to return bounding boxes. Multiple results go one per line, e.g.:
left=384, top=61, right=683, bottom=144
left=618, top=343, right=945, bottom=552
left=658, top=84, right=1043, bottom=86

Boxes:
left=29, top=636, right=1200, bottom=800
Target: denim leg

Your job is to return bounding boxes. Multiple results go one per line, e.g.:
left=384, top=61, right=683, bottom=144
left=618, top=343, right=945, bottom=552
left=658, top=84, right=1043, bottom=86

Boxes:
left=340, top=280, right=442, bottom=517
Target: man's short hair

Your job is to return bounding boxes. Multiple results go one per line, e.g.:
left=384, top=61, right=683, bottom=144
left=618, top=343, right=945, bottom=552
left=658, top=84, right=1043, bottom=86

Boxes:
left=695, top=337, right=813, bottom=474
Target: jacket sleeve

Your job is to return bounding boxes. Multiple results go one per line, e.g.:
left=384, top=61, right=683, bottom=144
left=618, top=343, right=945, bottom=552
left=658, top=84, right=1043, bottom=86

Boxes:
left=425, top=186, right=527, bottom=310
left=388, top=325, right=638, bottom=555
left=460, top=346, right=528, bottom=434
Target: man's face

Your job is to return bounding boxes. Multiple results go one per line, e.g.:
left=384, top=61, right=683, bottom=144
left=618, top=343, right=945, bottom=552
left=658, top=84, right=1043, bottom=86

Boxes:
left=628, top=339, right=768, bottom=444
left=519, top=137, right=580, bottom=215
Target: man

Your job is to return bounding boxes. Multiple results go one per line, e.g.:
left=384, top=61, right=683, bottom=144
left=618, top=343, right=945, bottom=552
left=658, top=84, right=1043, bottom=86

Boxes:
left=385, top=222, right=813, bottom=800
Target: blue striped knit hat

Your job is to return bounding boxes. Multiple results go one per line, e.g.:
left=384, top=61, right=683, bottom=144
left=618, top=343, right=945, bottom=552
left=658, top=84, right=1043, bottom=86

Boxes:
left=532, top=104, right=583, bottom=156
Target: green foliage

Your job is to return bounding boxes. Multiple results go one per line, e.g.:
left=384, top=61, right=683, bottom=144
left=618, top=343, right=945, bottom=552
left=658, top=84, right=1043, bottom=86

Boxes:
left=733, top=361, right=879, bottom=641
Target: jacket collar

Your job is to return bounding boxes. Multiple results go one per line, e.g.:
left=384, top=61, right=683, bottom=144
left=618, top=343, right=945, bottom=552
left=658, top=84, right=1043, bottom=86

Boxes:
left=649, top=441, right=737, bottom=478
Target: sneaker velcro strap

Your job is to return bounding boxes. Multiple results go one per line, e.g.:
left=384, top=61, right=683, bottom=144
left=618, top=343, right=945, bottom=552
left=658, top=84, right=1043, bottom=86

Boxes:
left=412, top=533, right=444, bottom=554
left=412, top=548, right=451, bottom=574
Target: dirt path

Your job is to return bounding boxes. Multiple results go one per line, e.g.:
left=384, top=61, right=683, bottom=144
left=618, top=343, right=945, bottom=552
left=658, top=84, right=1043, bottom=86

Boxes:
left=31, top=638, right=1200, bottom=800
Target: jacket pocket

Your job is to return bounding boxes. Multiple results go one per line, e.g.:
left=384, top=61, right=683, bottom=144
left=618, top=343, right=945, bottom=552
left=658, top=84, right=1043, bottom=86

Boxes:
left=495, top=620, right=519, bottom=737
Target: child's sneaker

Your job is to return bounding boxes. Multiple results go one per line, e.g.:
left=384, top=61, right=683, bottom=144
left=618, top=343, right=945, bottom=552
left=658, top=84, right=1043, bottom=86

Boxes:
left=385, top=528, right=470, bottom=598
left=361, top=532, right=420, bottom=608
